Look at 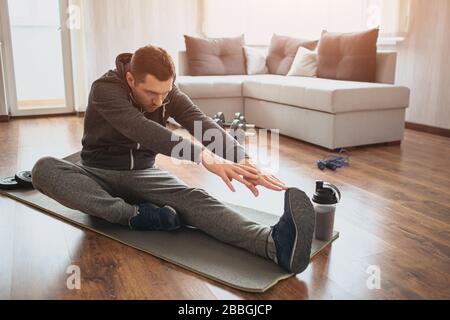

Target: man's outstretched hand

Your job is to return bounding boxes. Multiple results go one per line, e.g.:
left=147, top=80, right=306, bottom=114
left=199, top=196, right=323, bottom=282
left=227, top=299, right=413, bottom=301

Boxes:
left=237, top=158, right=288, bottom=195
left=200, top=149, right=260, bottom=196
left=200, top=149, right=288, bottom=197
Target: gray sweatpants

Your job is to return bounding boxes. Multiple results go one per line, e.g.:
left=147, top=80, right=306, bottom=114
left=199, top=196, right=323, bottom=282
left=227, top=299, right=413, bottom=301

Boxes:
left=31, top=156, right=273, bottom=259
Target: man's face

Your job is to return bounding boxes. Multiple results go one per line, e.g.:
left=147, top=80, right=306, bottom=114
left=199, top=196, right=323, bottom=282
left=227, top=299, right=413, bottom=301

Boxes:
left=126, top=72, right=173, bottom=113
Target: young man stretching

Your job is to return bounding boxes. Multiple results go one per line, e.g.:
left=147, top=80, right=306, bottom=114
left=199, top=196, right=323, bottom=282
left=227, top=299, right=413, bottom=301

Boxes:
left=31, top=46, right=315, bottom=274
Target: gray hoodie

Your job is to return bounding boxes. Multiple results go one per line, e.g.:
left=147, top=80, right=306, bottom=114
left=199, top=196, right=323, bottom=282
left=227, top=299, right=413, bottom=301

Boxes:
left=81, top=53, right=248, bottom=170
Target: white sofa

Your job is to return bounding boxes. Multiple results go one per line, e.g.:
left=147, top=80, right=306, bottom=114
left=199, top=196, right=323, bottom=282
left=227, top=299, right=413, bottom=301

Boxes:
left=176, top=51, right=410, bottom=150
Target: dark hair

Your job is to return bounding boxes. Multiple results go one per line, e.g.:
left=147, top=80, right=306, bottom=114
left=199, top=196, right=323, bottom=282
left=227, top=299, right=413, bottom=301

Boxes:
left=130, top=45, right=176, bottom=83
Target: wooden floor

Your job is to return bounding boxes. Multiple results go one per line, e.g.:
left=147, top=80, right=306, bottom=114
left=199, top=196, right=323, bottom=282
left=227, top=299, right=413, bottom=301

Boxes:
left=0, top=115, right=449, bottom=300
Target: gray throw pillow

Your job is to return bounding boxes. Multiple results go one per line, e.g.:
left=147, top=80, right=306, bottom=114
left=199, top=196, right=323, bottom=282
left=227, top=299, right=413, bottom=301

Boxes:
left=184, top=34, right=247, bottom=76
left=266, top=34, right=318, bottom=75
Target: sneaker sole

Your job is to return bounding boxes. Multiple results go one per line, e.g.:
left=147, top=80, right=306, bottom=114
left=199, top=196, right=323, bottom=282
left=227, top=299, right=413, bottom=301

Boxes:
left=286, top=188, right=315, bottom=274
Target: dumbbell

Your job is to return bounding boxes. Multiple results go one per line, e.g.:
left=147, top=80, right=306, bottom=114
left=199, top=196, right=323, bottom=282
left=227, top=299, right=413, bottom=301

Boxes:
left=215, top=112, right=239, bottom=127
left=212, top=112, right=225, bottom=128
left=213, top=112, right=243, bottom=127
left=0, top=171, right=33, bottom=190
left=213, top=111, right=255, bottom=132
left=230, top=118, right=255, bottom=131
left=230, top=119, right=244, bottom=131
left=233, top=112, right=242, bottom=120
left=239, top=116, right=255, bottom=129
left=219, top=112, right=243, bottom=126
left=213, top=117, right=224, bottom=128
left=213, top=112, right=225, bottom=123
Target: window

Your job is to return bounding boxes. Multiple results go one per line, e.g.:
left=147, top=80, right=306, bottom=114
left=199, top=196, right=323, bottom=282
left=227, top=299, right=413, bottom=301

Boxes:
left=0, top=0, right=75, bottom=116
left=202, top=0, right=410, bottom=44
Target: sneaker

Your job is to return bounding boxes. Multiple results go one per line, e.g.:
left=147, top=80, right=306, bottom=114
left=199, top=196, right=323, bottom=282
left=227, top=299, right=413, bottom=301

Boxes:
left=129, top=203, right=181, bottom=231
left=271, top=188, right=315, bottom=274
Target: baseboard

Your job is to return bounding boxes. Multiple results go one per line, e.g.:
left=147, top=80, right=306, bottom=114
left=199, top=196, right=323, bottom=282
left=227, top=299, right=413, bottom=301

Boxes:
left=7, top=112, right=78, bottom=120
left=405, top=122, right=450, bottom=138
left=341, top=140, right=401, bottom=151
left=0, top=114, right=10, bottom=122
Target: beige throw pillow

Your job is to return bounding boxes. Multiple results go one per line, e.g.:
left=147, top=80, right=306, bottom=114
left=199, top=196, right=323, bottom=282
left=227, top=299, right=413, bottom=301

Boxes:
left=316, top=28, right=379, bottom=82
left=266, top=34, right=318, bottom=75
left=244, top=46, right=268, bottom=75
left=184, top=34, right=247, bottom=76
left=287, top=47, right=317, bottom=77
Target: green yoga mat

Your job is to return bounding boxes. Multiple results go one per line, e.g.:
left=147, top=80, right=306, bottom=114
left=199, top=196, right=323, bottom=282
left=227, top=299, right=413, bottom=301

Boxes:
left=1, top=153, right=339, bottom=293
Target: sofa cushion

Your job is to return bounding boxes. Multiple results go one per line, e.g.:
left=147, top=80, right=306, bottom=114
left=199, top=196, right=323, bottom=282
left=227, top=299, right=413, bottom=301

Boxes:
left=266, top=34, right=318, bottom=75
left=176, top=75, right=248, bottom=99
left=243, top=75, right=410, bottom=114
left=184, top=35, right=247, bottom=76
left=317, top=28, right=379, bottom=82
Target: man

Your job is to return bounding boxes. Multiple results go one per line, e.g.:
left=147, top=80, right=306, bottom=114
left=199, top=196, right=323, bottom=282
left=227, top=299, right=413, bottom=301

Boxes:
left=32, top=46, right=315, bottom=274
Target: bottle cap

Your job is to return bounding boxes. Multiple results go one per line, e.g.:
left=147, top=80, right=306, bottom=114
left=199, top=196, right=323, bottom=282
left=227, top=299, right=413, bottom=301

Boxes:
left=312, top=181, right=341, bottom=205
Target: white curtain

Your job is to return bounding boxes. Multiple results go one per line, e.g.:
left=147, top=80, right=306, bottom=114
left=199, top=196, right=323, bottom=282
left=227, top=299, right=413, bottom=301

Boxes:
left=202, top=0, right=410, bottom=44
left=78, top=0, right=200, bottom=86
left=68, top=0, right=201, bottom=111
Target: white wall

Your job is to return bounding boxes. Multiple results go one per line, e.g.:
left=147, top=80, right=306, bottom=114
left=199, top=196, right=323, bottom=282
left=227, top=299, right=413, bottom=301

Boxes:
left=396, top=0, right=450, bottom=129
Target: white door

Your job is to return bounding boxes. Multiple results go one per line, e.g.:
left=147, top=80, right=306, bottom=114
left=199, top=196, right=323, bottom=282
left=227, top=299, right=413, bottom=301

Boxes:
left=0, top=0, right=74, bottom=116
